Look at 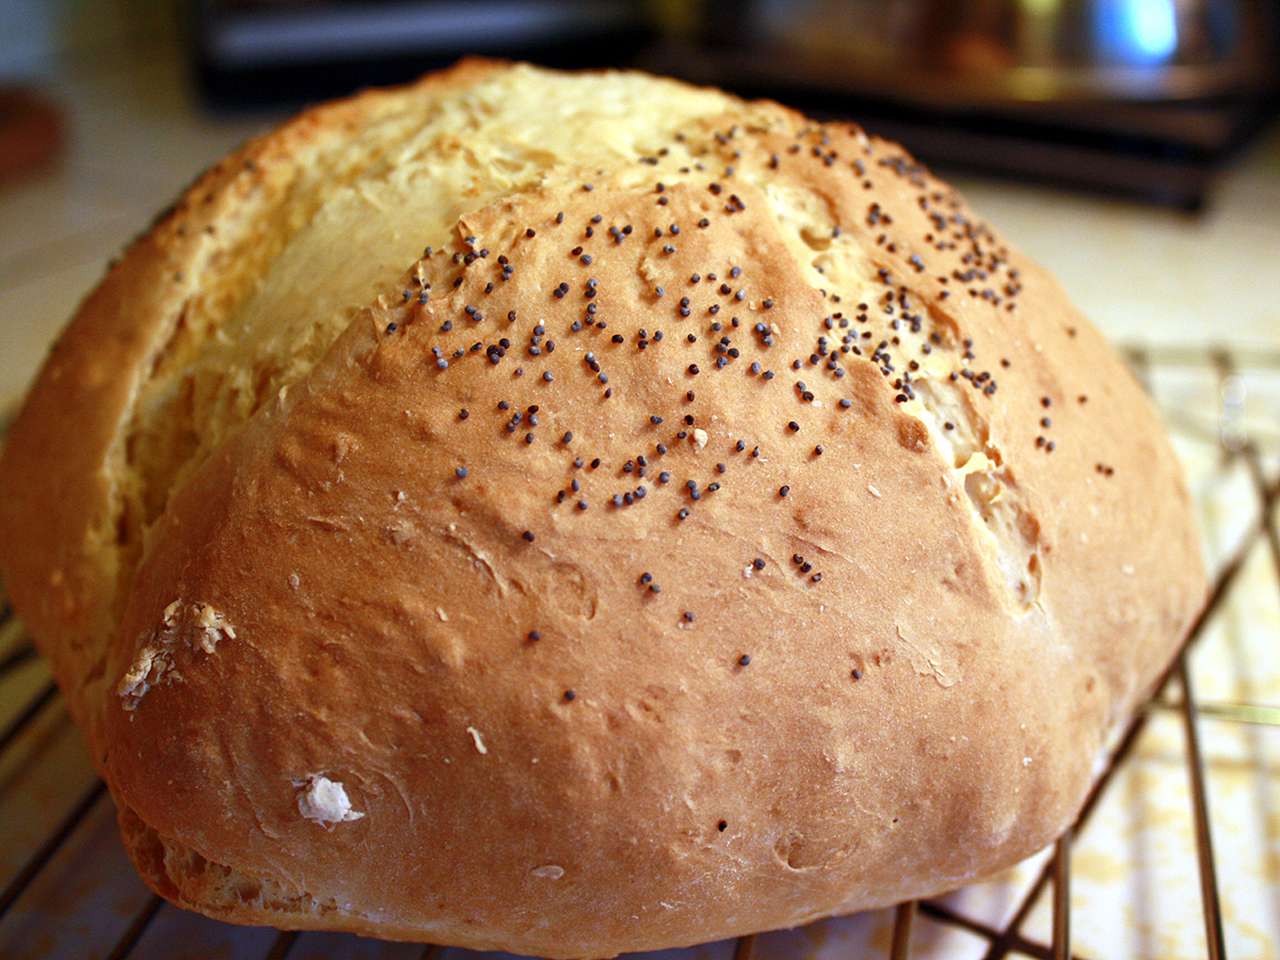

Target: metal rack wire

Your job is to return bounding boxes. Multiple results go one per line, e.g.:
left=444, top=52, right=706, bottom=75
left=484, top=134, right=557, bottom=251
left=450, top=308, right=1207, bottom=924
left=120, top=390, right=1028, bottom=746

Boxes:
left=0, top=343, right=1276, bottom=960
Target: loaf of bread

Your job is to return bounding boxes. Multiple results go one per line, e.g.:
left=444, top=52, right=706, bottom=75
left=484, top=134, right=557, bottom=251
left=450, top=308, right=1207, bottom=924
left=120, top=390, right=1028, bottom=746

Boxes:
left=0, top=60, right=1204, bottom=957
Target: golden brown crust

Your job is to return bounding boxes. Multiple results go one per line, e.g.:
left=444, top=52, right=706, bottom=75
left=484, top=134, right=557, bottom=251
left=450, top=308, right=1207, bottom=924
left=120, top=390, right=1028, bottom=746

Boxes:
left=0, top=61, right=1203, bottom=958
left=0, top=57, right=508, bottom=753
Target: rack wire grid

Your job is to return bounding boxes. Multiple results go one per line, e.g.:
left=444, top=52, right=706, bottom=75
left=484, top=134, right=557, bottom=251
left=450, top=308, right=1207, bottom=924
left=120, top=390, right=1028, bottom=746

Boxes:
left=0, top=342, right=1276, bottom=960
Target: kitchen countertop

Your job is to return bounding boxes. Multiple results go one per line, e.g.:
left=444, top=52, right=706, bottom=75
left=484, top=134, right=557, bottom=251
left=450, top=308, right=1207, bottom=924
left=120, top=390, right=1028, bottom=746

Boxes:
left=0, top=37, right=1277, bottom=960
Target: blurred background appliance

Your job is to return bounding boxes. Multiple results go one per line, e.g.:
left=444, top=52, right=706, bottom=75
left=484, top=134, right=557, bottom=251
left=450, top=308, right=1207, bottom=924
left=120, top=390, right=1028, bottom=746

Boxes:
left=191, top=0, right=1280, bottom=209
left=190, top=0, right=658, bottom=102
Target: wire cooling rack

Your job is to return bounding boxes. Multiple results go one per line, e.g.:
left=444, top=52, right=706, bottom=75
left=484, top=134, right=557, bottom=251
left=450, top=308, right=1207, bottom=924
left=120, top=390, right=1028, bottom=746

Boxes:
left=0, top=343, right=1276, bottom=960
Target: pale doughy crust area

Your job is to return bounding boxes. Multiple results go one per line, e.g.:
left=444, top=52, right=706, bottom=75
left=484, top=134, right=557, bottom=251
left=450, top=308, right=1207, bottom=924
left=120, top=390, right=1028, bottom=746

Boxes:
left=0, top=61, right=1204, bottom=958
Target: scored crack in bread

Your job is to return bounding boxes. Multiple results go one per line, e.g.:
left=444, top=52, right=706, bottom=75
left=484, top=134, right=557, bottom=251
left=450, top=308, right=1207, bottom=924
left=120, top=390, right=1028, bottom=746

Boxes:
left=0, top=60, right=1205, bottom=957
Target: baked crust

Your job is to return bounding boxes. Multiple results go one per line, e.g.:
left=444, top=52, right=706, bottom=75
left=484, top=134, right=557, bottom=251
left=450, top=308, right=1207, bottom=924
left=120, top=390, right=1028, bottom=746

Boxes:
left=0, top=60, right=1204, bottom=958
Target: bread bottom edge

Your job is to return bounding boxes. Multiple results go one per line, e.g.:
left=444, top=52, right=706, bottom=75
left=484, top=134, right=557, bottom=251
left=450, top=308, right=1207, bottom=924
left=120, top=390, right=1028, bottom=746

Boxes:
left=111, top=791, right=1053, bottom=958
left=114, top=799, right=453, bottom=946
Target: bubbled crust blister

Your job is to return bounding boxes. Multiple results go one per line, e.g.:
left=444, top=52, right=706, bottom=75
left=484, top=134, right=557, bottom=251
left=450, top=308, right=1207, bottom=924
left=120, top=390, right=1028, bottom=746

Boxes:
left=5, top=62, right=1202, bottom=958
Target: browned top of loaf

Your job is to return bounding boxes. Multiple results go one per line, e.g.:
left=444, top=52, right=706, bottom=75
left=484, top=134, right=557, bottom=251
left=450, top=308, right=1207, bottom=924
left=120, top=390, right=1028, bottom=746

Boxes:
left=0, top=60, right=1203, bottom=957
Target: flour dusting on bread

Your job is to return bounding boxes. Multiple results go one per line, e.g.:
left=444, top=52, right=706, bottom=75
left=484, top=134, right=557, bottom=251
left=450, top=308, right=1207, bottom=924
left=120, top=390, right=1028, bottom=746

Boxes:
left=295, top=775, right=364, bottom=826
left=117, top=600, right=235, bottom=710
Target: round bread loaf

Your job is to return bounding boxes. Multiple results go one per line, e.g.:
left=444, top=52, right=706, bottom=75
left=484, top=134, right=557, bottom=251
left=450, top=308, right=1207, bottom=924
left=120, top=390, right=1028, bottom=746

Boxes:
left=0, top=60, right=1204, bottom=957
